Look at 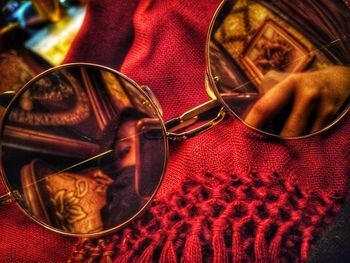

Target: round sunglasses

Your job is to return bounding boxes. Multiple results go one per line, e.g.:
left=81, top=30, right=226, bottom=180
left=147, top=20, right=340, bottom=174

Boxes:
left=0, top=0, right=349, bottom=237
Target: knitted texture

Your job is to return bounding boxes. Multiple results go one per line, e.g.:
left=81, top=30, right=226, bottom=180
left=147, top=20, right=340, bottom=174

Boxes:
left=1, top=0, right=349, bottom=262
left=64, top=0, right=350, bottom=262
left=0, top=199, right=74, bottom=262
left=68, top=168, right=345, bottom=263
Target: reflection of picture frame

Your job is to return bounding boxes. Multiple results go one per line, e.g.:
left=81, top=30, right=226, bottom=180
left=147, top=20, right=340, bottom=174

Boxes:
left=240, top=19, right=314, bottom=87
left=101, top=70, right=132, bottom=110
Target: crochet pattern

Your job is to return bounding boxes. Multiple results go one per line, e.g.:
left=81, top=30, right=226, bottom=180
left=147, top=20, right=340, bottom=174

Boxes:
left=69, top=169, right=344, bottom=263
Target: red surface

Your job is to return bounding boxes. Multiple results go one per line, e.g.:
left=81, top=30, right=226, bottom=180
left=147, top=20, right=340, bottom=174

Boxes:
left=0, top=0, right=349, bottom=262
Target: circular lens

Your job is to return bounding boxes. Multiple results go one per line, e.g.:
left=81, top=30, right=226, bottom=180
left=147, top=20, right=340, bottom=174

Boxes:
left=207, top=0, right=350, bottom=138
left=0, top=64, right=168, bottom=236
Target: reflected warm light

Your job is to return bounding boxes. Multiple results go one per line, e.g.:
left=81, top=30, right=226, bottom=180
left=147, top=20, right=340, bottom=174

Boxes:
left=25, top=6, right=86, bottom=65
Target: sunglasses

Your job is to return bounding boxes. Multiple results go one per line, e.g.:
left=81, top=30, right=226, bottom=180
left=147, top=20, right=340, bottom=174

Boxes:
left=0, top=0, right=349, bottom=237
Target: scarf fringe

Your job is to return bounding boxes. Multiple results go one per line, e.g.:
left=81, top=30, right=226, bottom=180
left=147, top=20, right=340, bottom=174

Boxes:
left=159, top=239, right=177, bottom=263
left=254, top=220, right=270, bottom=263
left=100, top=241, right=115, bottom=263
left=113, top=250, right=133, bottom=263
left=181, top=234, right=202, bottom=263
left=269, top=222, right=295, bottom=262
left=212, top=218, right=229, bottom=263
left=301, top=227, right=314, bottom=262
left=213, top=230, right=228, bottom=263
left=66, top=170, right=345, bottom=263
left=138, top=244, right=155, bottom=262
left=101, top=255, right=113, bottom=263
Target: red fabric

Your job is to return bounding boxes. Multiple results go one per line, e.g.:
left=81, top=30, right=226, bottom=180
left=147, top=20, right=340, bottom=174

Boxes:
left=64, top=0, right=350, bottom=199
left=0, top=196, right=74, bottom=262
left=1, top=0, right=349, bottom=262
left=68, top=170, right=344, bottom=262
left=64, top=0, right=350, bottom=262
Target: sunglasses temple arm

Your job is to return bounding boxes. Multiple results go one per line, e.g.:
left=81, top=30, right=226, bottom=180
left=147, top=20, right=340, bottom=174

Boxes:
left=165, top=99, right=226, bottom=141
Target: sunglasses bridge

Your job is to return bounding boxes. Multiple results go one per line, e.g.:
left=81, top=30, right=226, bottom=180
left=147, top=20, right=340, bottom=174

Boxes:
left=164, top=100, right=226, bottom=141
left=0, top=92, right=226, bottom=206
left=141, top=85, right=226, bottom=141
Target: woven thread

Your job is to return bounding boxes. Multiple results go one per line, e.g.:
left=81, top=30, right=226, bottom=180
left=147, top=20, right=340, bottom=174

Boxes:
left=69, top=169, right=345, bottom=262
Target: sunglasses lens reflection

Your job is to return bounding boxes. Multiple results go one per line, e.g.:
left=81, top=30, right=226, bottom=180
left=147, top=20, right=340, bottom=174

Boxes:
left=208, top=0, right=350, bottom=137
left=0, top=65, right=167, bottom=235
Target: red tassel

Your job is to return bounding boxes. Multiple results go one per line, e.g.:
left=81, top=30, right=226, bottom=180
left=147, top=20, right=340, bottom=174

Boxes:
left=254, top=221, right=269, bottom=263
left=269, top=235, right=282, bottom=263
left=269, top=222, right=294, bottom=262
left=301, top=227, right=314, bottom=262
left=138, top=245, right=155, bottom=262
left=232, top=217, right=251, bottom=263
left=159, top=239, right=177, bottom=263
left=180, top=234, right=202, bottom=263
left=232, top=225, right=243, bottom=263
left=212, top=219, right=229, bottom=263
left=113, top=251, right=134, bottom=263
left=101, top=255, right=113, bottom=263
left=100, top=242, right=115, bottom=263
left=88, top=247, right=102, bottom=263
left=213, top=231, right=228, bottom=263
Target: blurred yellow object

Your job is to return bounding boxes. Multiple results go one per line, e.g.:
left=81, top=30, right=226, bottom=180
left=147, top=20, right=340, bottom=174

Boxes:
left=32, top=0, right=61, bottom=23
left=25, top=6, right=86, bottom=65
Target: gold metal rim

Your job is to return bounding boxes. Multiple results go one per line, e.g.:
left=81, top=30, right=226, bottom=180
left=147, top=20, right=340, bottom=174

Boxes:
left=205, top=0, right=350, bottom=140
left=0, top=62, right=169, bottom=237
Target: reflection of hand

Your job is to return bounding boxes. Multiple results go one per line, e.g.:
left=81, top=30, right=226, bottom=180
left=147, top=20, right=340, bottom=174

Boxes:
left=244, top=66, right=350, bottom=136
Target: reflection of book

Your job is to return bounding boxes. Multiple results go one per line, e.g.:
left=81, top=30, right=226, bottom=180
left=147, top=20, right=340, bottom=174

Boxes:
left=3, top=125, right=100, bottom=158
left=21, top=159, right=112, bottom=234
left=240, top=20, right=314, bottom=88
left=100, top=70, right=132, bottom=110
left=81, top=68, right=118, bottom=132
left=5, top=68, right=120, bottom=155
left=209, top=44, right=258, bottom=94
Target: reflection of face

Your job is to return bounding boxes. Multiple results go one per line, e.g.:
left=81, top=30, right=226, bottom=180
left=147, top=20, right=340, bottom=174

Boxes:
left=114, top=120, right=137, bottom=170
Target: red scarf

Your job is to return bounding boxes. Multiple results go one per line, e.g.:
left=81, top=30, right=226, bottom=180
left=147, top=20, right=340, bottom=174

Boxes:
left=1, top=0, right=349, bottom=262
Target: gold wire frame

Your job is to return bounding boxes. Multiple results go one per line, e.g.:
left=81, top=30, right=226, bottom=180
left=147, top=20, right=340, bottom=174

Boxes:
left=1, top=1, right=349, bottom=237
left=205, top=0, right=350, bottom=139
left=0, top=63, right=169, bottom=237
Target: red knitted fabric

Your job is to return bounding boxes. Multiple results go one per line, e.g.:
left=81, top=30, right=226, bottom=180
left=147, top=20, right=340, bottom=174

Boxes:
left=1, top=0, right=349, bottom=262
left=0, top=199, right=74, bottom=262
left=69, top=167, right=345, bottom=262
left=63, top=0, right=350, bottom=262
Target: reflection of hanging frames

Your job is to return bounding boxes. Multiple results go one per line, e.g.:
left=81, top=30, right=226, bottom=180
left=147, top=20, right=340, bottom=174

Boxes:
left=0, top=0, right=349, bottom=237
left=207, top=0, right=350, bottom=137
